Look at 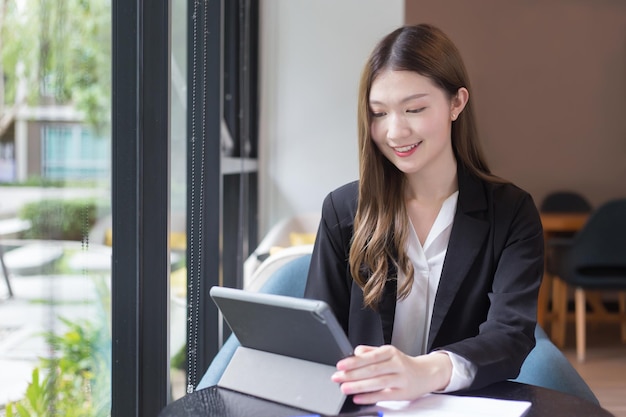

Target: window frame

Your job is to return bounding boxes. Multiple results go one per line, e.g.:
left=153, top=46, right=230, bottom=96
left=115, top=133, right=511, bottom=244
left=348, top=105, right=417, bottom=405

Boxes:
left=111, top=0, right=258, bottom=413
left=111, top=0, right=171, bottom=415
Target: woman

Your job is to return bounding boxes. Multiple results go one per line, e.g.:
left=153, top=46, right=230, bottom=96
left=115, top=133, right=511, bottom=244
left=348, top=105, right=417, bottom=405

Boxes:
left=304, top=23, right=544, bottom=404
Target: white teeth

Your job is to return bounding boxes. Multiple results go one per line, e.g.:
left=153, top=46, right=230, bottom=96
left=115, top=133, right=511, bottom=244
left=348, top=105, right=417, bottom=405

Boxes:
left=395, top=144, right=417, bottom=153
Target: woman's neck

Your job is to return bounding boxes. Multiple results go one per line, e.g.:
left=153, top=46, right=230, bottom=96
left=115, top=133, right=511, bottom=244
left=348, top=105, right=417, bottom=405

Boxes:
left=405, top=158, right=458, bottom=204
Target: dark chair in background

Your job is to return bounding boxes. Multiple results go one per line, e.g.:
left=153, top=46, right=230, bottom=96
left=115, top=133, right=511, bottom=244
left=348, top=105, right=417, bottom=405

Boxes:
left=541, top=191, right=592, bottom=215
left=551, top=198, right=626, bottom=362
left=540, top=190, right=592, bottom=276
left=539, top=191, right=592, bottom=345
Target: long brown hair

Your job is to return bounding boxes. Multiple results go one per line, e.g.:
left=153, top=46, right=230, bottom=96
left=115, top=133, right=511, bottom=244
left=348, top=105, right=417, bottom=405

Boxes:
left=350, top=23, right=500, bottom=309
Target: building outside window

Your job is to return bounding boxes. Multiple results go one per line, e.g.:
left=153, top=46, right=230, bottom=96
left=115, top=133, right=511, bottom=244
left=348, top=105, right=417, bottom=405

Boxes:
left=41, top=125, right=110, bottom=180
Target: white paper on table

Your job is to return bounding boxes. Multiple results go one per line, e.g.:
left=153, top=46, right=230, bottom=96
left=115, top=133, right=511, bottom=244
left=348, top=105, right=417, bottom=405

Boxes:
left=376, top=393, right=531, bottom=417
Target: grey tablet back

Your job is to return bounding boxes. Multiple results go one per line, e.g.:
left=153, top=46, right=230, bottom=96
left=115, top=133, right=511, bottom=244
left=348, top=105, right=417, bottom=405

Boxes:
left=210, top=286, right=353, bottom=365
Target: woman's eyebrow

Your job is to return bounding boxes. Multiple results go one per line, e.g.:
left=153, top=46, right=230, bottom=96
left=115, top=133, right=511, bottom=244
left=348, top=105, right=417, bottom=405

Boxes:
left=369, top=93, right=429, bottom=106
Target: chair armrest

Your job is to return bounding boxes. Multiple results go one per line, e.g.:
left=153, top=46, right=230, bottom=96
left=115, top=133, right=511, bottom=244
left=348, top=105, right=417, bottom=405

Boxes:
left=512, top=326, right=598, bottom=404
left=196, top=335, right=241, bottom=390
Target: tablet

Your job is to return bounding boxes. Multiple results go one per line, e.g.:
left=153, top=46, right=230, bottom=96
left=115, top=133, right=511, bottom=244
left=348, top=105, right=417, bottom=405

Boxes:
left=210, top=286, right=354, bottom=365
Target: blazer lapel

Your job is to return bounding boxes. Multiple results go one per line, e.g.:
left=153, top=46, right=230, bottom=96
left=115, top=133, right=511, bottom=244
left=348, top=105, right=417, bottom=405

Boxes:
left=427, top=170, right=489, bottom=349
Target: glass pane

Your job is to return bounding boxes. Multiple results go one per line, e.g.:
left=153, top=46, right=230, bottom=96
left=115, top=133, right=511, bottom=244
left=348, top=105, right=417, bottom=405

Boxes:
left=0, top=0, right=112, bottom=414
left=42, top=125, right=110, bottom=179
left=170, top=0, right=188, bottom=401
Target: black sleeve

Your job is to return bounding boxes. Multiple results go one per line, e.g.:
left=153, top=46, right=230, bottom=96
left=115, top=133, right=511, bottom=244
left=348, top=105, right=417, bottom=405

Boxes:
left=304, top=183, right=357, bottom=334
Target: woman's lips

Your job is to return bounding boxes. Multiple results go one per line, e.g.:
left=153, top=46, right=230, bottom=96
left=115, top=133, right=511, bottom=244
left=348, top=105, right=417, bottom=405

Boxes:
left=393, top=142, right=421, bottom=156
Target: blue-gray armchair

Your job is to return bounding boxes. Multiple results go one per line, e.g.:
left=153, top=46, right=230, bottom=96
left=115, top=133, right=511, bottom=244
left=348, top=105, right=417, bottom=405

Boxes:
left=197, top=253, right=598, bottom=405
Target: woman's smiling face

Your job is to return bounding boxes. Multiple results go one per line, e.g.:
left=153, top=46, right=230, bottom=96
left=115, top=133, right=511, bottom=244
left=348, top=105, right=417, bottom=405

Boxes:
left=369, top=69, right=462, bottom=178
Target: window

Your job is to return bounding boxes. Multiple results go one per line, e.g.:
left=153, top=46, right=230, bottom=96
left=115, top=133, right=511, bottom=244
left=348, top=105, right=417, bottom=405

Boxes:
left=0, top=1, right=113, bottom=415
left=41, top=125, right=110, bottom=179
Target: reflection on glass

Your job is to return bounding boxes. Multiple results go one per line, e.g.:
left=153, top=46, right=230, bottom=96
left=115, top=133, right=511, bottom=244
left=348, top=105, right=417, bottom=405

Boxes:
left=0, top=0, right=112, bottom=414
left=170, top=0, right=188, bottom=401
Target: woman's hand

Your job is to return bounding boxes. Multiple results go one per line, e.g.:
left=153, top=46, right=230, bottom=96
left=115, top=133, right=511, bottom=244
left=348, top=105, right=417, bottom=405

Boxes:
left=331, top=345, right=453, bottom=404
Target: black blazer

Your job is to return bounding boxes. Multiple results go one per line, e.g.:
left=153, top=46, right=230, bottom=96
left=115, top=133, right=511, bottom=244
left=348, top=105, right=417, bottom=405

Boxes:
left=304, top=167, right=544, bottom=390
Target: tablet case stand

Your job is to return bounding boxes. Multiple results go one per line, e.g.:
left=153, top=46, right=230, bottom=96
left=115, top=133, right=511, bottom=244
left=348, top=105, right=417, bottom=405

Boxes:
left=218, top=346, right=347, bottom=415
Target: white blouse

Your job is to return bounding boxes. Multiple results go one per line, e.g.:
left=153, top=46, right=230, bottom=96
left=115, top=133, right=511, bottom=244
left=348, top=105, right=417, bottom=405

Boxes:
left=391, top=191, right=477, bottom=392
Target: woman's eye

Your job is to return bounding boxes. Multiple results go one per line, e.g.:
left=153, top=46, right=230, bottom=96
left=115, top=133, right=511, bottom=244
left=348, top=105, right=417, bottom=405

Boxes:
left=371, top=111, right=386, bottom=118
left=407, top=107, right=426, bottom=114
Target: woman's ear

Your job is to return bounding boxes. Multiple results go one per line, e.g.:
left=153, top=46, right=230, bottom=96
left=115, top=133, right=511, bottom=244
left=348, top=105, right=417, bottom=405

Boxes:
left=450, top=87, right=469, bottom=121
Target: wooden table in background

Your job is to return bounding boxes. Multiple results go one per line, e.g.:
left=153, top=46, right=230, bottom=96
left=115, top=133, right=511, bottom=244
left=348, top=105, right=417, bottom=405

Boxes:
left=540, top=213, right=589, bottom=236
left=538, top=213, right=589, bottom=347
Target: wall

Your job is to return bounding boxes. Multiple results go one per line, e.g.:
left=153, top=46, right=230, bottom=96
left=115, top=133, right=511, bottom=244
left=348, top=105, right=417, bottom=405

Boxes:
left=258, top=1, right=626, bottom=242
left=405, top=0, right=626, bottom=208
left=258, top=0, right=404, bottom=235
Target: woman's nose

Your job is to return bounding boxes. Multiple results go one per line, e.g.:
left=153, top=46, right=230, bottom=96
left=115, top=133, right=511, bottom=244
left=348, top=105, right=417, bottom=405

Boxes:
left=387, top=114, right=411, bottom=140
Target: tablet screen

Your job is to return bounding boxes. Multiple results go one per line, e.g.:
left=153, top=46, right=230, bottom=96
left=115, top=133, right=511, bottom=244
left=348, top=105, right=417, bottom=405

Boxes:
left=210, top=286, right=354, bottom=365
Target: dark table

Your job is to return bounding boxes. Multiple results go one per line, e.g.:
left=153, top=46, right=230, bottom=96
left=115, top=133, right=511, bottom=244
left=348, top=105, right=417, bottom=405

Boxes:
left=159, top=381, right=614, bottom=417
